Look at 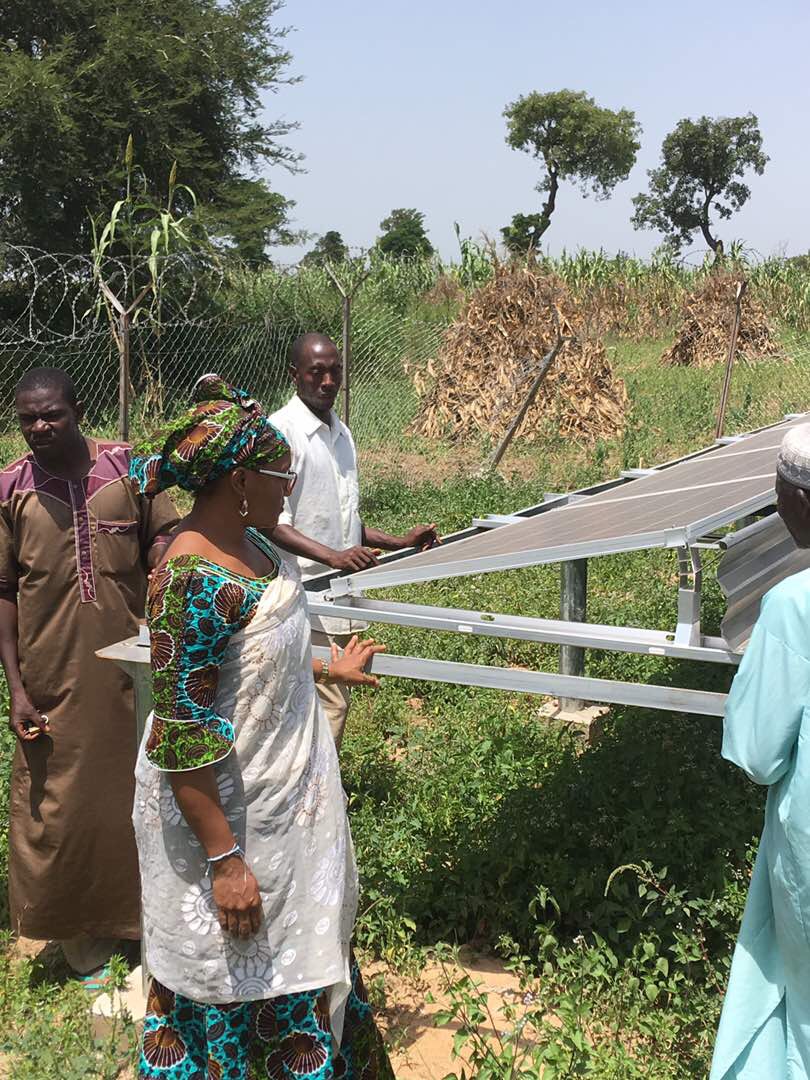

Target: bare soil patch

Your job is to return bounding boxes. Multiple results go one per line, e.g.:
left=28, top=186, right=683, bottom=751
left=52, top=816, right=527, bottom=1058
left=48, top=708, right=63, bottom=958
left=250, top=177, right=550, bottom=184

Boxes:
left=372, top=949, right=523, bottom=1079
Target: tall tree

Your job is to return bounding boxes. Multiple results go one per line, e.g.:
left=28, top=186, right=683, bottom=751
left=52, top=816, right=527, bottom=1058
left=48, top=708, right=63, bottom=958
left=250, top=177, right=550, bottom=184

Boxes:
left=302, top=230, right=349, bottom=267
left=632, top=114, right=768, bottom=254
left=501, top=89, right=640, bottom=252
left=377, top=209, right=433, bottom=259
left=0, top=0, right=299, bottom=258
left=201, top=181, right=301, bottom=265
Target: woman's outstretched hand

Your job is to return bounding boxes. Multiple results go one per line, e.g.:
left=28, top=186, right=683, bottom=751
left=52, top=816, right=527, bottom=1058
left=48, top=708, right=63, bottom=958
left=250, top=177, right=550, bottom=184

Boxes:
left=211, top=855, right=263, bottom=938
left=328, top=636, right=386, bottom=688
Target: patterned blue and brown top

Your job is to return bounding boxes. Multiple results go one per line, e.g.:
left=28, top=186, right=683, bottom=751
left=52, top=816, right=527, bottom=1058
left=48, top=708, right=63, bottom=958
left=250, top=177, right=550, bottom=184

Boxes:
left=145, top=528, right=280, bottom=770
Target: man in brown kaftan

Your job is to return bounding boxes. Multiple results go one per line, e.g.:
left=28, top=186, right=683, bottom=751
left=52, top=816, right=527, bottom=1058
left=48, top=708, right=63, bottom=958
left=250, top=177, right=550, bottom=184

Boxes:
left=0, top=369, right=180, bottom=975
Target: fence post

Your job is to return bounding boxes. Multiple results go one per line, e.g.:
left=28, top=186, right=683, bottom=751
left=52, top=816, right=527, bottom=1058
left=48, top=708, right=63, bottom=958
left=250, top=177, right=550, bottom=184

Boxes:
left=99, top=280, right=151, bottom=443
left=324, top=263, right=371, bottom=428
left=714, top=280, right=747, bottom=441
left=118, top=309, right=131, bottom=442
left=484, top=335, right=569, bottom=472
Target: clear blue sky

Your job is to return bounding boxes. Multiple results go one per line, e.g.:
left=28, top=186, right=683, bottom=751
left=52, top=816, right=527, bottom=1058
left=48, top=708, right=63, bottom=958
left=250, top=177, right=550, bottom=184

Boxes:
left=262, top=0, right=809, bottom=263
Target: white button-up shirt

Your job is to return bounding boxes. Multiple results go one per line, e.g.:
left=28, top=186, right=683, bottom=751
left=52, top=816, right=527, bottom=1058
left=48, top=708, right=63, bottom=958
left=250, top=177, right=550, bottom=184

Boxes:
left=270, top=393, right=366, bottom=634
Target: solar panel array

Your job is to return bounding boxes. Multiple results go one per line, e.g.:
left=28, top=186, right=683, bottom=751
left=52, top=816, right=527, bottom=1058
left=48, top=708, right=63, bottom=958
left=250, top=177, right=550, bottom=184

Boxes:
left=333, top=417, right=804, bottom=594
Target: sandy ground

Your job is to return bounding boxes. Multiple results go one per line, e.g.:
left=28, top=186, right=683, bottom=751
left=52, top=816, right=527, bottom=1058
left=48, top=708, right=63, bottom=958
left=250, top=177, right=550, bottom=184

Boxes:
left=372, top=950, right=525, bottom=1079
left=8, top=938, right=523, bottom=1078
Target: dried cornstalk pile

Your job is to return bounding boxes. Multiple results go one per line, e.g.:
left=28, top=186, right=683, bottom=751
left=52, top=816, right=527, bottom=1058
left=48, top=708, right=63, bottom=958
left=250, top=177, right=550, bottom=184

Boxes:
left=662, top=271, right=782, bottom=367
left=408, top=265, right=627, bottom=444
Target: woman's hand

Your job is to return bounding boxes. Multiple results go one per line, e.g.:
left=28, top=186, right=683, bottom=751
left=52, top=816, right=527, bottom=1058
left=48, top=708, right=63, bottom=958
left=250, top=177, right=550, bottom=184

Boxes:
left=328, top=636, right=386, bottom=687
left=211, top=855, right=263, bottom=938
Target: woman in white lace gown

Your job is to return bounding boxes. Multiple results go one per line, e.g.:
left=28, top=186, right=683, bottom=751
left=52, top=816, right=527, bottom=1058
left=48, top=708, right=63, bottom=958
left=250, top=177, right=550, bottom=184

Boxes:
left=129, top=376, right=393, bottom=1080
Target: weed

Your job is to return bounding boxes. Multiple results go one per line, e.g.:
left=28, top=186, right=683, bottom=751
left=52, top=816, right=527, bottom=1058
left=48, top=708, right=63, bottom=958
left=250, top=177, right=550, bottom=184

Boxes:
left=0, top=934, right=138, bottom=1077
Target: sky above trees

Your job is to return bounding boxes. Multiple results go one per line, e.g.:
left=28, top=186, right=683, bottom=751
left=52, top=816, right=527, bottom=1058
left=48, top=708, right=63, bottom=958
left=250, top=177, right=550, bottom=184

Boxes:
left=265, top=0, right=809, bottom=263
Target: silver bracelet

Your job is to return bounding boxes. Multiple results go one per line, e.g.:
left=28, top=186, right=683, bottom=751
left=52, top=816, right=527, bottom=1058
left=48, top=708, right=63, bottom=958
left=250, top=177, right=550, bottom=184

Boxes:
left=206, top=842, right=244, bottom=868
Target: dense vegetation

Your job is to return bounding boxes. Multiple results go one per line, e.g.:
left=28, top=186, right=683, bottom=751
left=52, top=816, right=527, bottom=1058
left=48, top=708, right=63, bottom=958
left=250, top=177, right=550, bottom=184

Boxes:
left=223, top=245, right=810, bottom=339
left=0, top=0, right=298, bottom=256
left=0, top=324, right=802, bottom=1073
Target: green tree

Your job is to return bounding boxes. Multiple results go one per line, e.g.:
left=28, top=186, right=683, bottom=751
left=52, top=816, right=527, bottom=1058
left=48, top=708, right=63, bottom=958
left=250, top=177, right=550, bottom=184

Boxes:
left=302, top=230, right=349, bottom=267
left=500, top=213, right=548, bottom=256
left=377, top=208, right=434, bottom=259
left=0, top=0, right=299, bottom=258
left=632, top=114, right=768, bottom=254
left=201, top=180, right=301, bottom=264
left=501, top=89, right=641, bottom=252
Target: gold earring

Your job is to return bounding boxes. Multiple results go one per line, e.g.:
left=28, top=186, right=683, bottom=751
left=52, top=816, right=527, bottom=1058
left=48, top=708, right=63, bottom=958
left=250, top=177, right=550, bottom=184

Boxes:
left=239, top=496, right=249, bottom=518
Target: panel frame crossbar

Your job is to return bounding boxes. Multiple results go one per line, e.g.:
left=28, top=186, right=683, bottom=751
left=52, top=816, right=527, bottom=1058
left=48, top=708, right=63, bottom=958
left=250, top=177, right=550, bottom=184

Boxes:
left=308, top=643, right=729, bottom=717
left=307, top=593, right=740, bottom=665
left=328, top=527, right=690, bottom=596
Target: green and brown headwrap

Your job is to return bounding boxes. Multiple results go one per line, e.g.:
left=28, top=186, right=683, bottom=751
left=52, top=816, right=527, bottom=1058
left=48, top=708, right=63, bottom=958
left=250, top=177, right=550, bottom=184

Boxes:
left=129, top=374, right=289, bottom=496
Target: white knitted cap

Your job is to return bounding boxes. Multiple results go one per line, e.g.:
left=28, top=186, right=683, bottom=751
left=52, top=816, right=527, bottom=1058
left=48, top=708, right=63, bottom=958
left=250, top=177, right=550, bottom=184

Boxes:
left=776, top=423, right=810, bottom=489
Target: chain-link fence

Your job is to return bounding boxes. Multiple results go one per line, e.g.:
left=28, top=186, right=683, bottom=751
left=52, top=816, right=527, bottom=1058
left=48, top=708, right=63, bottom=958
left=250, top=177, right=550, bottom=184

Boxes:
left=0, top=247, right=448, bottom=448
left=2, top=246, right=810, bottom=457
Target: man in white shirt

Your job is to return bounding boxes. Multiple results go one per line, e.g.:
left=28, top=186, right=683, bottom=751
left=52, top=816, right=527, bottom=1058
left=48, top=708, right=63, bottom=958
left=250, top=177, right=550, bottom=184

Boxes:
left=270, top=333, right=438, bottom=748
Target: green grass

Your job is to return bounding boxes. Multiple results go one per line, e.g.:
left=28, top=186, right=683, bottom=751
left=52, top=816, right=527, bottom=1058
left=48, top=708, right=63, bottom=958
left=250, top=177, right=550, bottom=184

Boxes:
left=0, top=333, right=806, bottom=1075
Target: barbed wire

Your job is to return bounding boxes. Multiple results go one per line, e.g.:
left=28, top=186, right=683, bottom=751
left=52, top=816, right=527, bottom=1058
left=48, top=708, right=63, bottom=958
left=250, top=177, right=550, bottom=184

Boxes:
left=0, top=246, right=233, bottom=341
left=0, top=245, right=451, bottom=446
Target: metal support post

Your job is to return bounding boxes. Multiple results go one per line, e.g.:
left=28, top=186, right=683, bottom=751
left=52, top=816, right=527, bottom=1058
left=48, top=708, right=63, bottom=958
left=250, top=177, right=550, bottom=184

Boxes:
left=674, top=547, right=703, bottom=646
left=118, top=310, right=131, bottom=443
left=324, top=263, right=371, bottom=429
left=560, top=558, right=588, bottom=710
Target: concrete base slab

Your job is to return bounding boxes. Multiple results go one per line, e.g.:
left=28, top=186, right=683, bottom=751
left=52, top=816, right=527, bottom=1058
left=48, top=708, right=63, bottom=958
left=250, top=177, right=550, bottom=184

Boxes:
left=538, top=701, right=609, bottom=744
left=92, top=964, right=148, bottom=1022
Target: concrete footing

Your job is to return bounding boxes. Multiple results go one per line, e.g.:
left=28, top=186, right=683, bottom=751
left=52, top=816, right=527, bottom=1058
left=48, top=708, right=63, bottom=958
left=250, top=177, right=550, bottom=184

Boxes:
left=538, top=700, right=609, bottom=745
left=91, top=964, right=148, bottom=1024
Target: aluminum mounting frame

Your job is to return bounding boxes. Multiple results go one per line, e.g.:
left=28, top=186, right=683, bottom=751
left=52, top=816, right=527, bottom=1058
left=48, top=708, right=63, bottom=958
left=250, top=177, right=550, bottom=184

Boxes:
left=299, top=420, right=804, bottom=718
left=308, top=643, right=729, bottom=717
left=305, top=554, right=739, bottom=718
left=306, top=594, right=739, bottom=666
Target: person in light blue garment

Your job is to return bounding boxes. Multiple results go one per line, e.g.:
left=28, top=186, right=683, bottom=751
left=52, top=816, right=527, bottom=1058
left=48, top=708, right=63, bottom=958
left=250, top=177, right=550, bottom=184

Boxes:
left=711, top=422, right=810, bottom=1079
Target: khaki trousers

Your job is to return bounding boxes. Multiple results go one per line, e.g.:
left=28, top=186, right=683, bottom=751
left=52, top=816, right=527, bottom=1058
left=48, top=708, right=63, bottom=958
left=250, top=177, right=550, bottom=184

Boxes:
left=311, top=630, right=353, bottom=751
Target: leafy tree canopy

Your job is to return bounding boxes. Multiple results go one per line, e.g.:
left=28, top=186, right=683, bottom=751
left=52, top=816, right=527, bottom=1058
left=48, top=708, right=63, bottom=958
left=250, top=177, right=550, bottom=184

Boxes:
left=502, top=89, right=640, bottom=248
left=201, top=180, right=300, bottom=265
left=302, top=230, right=349, bottom=267
left=376, top=208, right=434, bottom=260
left=501, top=213, right=548, bottom=256
left=632, top=114, right=768, bottom=254
left=0, top=0, right=299, bottom=259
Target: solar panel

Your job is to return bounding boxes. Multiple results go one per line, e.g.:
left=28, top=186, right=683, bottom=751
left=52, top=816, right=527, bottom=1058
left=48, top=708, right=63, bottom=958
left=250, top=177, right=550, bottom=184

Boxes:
left=330, top=416, right=805, bottom=596
left=718, top=514, right=810, bottom=649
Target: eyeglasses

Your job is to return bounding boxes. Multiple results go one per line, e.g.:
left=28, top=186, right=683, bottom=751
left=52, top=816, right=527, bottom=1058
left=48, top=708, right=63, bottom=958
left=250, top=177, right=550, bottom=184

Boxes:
left=255, top=467, right=297, bottom=494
